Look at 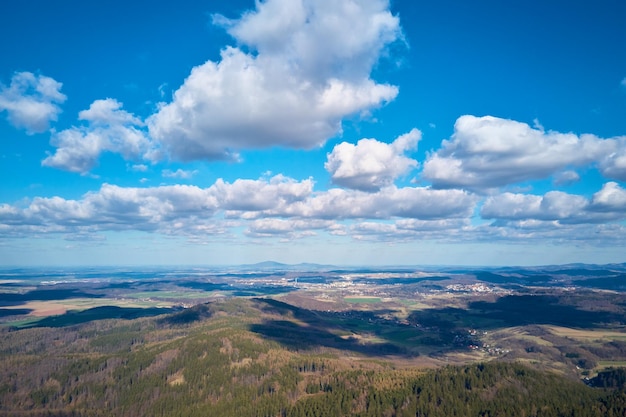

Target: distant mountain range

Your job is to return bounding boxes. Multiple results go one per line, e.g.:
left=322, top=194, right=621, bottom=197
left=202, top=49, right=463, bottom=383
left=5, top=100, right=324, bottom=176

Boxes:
left=236, top=261, right=337, bottom=271
left=227, top=261, right=626, bottom=276
left=1, top=262, right=625, bottom=275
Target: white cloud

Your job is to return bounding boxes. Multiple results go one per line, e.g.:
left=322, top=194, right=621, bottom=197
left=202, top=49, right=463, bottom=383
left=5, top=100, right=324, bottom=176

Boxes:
left=350, top=218, right=471, bottom=242
left=481, top=185, right=626, bottom=224
left=131, top=164, right=148, bottom=172
left=598, top=136, right=626, bottom=181
left=590, top=182, right=626, bottom=212
left=552, top=170, right=580, bottom=186
left=222, top=0, right=401, bottom=81
left=396, top=218, right=469, bottom=232
left=481, top=191, right=588, bottom=221
left=422, top=115, right=623, bottom=190
left=0, top=175, right=317, bottom=239
left=0, top=175, right=475, bottom=241
left=78, top=98, right=142, bottom=126
left=162, top=168, right=198, bottom=179
left=148, top=0, right=402, bottom=161
left=481, top=193, right=543, bottom=220
left=350, top=221, right=400, bottom=241
left=3, top=174, right=625, bottom=246
left=42, top=99, right=158, bottom=174
left=211, top=175, right=314, bottom=212
left=274, top=186, right=478, bottom=220
left=325, top=128, right=420, bottom=191
left=42, top=128, right=106, bottom=174
left=621, top=77, right=626, bottom=88
left=473, top=219, right=626, bottom=247
left=158, top=83, right=168, bottom=98
left=246, top=218, right=331, bottom=239
left=0, top=183, right=220, bottom=238
left=0, top=72, right=66, bottom=134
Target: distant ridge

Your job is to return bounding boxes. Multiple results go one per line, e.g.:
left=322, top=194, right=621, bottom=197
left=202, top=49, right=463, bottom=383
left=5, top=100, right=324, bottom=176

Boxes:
left=243, top=261, right=288, bottom=268
left=223, top=261, right=626, bottom=274
left=237, top=261, right=337, bottom=271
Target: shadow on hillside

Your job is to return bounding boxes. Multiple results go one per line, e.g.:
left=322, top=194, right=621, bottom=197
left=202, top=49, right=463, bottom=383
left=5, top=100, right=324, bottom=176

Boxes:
left=249, top=296, right=626, bottom=357
left=0, top=308, right=32, bottom=317
left=0, top=288, right=103, bottom=306
left=22, top=305, right=176, bottom=328
left=177, top=282, right=230, bottom=291
left=250, top=320, right=407, bottom=356
left=573, top=274, right=626, bottom=291
left=406, top=295, right=625, bottom=331
left=249, top=298, right=411, bottom=357
left=158, top=303, right=212, bottom=326
left=467, top=295, right=624, bottom=328
left=231, top=285, right=297, bottom=297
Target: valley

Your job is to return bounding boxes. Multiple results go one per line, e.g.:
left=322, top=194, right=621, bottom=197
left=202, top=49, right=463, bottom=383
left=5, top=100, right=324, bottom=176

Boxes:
left=1, top=263, right=626, bottom=416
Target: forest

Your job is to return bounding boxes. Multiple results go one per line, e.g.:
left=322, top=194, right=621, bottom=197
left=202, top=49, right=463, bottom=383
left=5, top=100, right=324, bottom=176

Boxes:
left=1, top=298, right=626, bottom=417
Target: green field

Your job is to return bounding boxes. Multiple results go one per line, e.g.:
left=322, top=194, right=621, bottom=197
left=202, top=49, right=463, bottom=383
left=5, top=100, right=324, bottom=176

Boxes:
left=344, top=297, right=382, bottom=304
left=598, top=361, right=626, bottom=368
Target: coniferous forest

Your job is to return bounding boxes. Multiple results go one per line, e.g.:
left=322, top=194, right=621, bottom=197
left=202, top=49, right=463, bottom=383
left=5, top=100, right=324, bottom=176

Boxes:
left=1, top=298, right=626, bottom=417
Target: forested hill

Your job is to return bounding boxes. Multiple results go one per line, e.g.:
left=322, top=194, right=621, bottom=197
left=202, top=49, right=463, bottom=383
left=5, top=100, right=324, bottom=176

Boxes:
left=0, top=299, right=625, bottom=416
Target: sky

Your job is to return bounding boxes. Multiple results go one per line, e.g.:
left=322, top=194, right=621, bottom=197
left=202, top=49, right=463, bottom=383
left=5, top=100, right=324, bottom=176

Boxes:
left=0, top=0, right=625, bottom=267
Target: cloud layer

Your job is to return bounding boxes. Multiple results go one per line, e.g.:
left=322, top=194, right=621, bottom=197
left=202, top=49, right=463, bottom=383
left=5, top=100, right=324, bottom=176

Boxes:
left=0, top=175, right=476, bottom=239
left=2, top=173, right=625, bottom=247
left=481, top=182, right=626, bottom=224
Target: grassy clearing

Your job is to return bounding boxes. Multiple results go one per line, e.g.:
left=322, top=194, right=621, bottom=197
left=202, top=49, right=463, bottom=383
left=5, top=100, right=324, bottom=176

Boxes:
left=598, top=361, right=626, bottom=368
left=495, top=327, right=555, bottom=346
left=397, top=299, right=433, bottom=310
left=544, top=325, right=626, bottom=341
left=3, top=316, right=42, bottom=327
left=344, top=297, right=382, bottom=304
left=0, top=298, right=176, bottom=327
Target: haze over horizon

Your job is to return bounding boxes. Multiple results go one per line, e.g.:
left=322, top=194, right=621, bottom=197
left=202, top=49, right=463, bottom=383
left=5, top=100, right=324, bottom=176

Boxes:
left=1, top=0, right=625, bottom=267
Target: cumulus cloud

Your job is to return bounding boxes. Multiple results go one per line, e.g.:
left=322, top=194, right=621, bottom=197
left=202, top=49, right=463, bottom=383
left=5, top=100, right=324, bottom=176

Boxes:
left=325, top=128, right=420, bottom=191
left=0, top=174, right=476, bottom=240
left=598, top=136, right=626, bottom=181
left=42, top=99, right=158, bottom=174
left=0, top=183, right=217, bottom=238
left=162, top=169, right=198, bottom=179
left=209, top=175, right=313, bottom=213
left=246, top=218, right=331, bottom=239
left=271, top=186, right=478, bottom=220
left=422, top=115, right=624, bottom=190
left=473, top=219, right=626, bottom=247
left=552, top=170, right=580, bottom=186
left=0, top=72, right=66, bottom=134
left=590, top=182, right=626, bottom=212
left=481, top=184, right=626, bottom=224
left=3, top=173, right=626, bottom=246
left=148, top=0, right=402, bottom=161
left=0, top=175, right=317, bottom=236
left=481, top=192, right=587, bottom=222
left=131, top=164, right=148, bottom=172
left=350, top=218, right=471, bottom=242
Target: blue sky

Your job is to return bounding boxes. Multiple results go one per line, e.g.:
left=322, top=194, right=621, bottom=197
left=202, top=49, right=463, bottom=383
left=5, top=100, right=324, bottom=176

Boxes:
left=0, top=0, right=625, bottom=266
